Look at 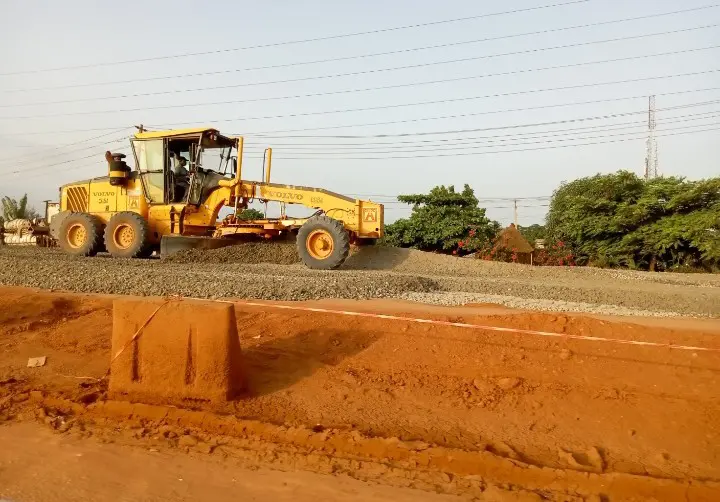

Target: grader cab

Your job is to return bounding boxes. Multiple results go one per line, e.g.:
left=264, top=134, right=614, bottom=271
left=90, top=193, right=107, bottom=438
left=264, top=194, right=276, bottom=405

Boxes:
left=51, top=127, right=384, bottom=269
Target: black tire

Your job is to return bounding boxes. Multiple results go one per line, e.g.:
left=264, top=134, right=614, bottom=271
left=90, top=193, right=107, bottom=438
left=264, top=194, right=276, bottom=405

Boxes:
left=104, top=212, right=151, bottom=258
left=58, top=213, right=104, bottom=257
left=297, top=215, right=350, bottom=270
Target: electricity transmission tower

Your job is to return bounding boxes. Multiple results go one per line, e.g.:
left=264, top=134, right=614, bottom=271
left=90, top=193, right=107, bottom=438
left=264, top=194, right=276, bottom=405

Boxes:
left=644, top=95, right=658, bottom=179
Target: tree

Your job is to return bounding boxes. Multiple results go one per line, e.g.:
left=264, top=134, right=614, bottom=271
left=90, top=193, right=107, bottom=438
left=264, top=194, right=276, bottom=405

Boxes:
left=236, top=208, right=265, bottom=220
left=1, top=194, right=40, bottom=221
left=383, top=185, right=500, bottom=253
left=518, top=224, right=546, bottom=245
left=546, top=171, right=720, bottom=270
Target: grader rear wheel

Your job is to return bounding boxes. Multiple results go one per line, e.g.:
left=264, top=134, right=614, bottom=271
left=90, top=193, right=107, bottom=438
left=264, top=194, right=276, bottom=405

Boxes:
left=57, top=213, right=104, bottom=257
left=297, top=215, right=350, bottom=270
left=104, top=212, right=151, bottom=258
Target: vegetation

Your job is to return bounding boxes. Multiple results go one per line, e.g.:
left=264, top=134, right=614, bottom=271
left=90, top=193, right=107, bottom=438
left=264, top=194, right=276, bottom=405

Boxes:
left=383, top=185, right=500, bottom=253
left=518, top=224, right=547, bottom=245
left=236, top=208, right=265, bottom=220
left=546, top=171, right=720, bottom=271
left=1, top=194, right=39, bottom=222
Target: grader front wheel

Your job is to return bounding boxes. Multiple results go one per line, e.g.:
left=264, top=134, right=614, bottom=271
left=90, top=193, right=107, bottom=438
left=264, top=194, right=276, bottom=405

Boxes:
left=57, top=213, right=104, bottom=256
left=297, top=215, right=350, bottom=270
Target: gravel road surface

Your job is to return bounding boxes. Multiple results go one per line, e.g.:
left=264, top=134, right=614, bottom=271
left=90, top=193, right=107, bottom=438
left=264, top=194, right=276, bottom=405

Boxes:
left=1, top=245, right=718, bottom=317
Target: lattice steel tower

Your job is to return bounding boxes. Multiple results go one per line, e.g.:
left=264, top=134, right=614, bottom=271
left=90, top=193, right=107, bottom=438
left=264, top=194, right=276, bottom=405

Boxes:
left=644, top=95, right=658, bottom=179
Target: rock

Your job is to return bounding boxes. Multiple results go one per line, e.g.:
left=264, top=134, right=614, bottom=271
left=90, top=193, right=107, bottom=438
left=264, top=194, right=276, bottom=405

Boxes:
left=195, top=442, right=215, bottom=454
left=559, top=349, right=572, bottom=360
left=482, top=484, right=543, bottom=502
left=77, top=391, right=101, bottom=405
left=158, top=425, right=180, bottom=439
left=11, top=393, right=29, bottom=403
left=57, top=420, right=74, bottom=433
left=178, top=434, right=199, bottom=447
left=497, top=377, right=521, bottom=391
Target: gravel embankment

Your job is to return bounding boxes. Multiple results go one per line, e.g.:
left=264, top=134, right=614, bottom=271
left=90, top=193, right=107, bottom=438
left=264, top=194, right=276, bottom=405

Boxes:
left=399, top=292, right=688, bottom=317
left=1, top=246, right=718, bottom=317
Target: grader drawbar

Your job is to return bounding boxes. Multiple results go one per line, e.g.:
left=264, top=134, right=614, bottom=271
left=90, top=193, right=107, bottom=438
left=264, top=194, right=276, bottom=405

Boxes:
left=50, top=127, right=384, bottom=269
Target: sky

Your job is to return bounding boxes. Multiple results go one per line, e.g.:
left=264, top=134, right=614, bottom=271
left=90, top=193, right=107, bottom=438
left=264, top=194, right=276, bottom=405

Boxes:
left=0, top=0, right=718, bottom=225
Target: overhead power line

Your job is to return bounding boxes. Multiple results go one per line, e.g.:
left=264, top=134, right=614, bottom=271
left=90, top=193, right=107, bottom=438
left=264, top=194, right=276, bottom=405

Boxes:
left=7, top=66, right=718, bottom=122
left=9, top=110, right=716, bottom=177
left=6, top=94, right=719, bottom=139
left=5, top=40, right=718, bottom=112
left=0, top=0, right=592, bottom=76
left=349, top=193, right=551, bottom=199
left=0, top=124, right=153, bottom=136
left=4, top=138, right=129, bottom=175
left=240, top=121, right=719, bottom=157
left=240, top=126, right=720, bottom=160
left=239, top=101, right=720, bottom=139
left=8, top=125, right=716, bottom=180
left=9, top=148, right=131, bottom=183
left=3, top=15, right=716, bottom=95
left=242, top=110, right=720, bottom=147
left=3, top=127, right=131, bottom=163
left=241, top=114, right=720, bottom=153
left=5, top=135, right=131, bottom=170
left=9, top=110, right=717, bottom=178
left=150, top=79, right=720, bottom=131
left=381, top=202, right=551, bottom=208
left=234, top=92, right=720, bottom=136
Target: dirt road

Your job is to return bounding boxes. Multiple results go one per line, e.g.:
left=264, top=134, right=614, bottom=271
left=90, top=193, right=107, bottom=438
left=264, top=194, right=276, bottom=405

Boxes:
left=0, top=422, right=460, bottom=502
left=1, top=286, right=719, bottom=500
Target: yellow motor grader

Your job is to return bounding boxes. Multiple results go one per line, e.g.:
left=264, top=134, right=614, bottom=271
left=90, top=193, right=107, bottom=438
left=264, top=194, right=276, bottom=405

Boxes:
left=50, top=127, right=384, bottom=269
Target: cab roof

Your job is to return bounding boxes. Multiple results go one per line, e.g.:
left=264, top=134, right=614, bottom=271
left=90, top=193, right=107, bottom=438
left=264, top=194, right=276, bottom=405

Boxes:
left=134, top=127, right=236, bottom=147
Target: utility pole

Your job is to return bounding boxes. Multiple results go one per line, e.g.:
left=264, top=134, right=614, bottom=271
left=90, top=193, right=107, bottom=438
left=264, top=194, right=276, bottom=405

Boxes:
left=644, top=95, right=658, bottom=179
left=513, top=199, right=518, bottom=227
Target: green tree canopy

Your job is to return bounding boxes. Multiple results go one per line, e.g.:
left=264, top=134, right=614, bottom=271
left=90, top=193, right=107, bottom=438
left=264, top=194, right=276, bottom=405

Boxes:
left=1, top=194, right=39, bottom=221
left=547, top=171, right=720, bottom=270
left=236, top=208, right=265, bottom=220
left=384, top=184, right=500, bottom=252
left=518, top=224, right=546, bottom=244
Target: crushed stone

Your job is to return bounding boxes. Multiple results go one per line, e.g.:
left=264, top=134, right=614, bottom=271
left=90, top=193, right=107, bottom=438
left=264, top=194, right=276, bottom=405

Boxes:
left=0, top=246, right=718, bottom=317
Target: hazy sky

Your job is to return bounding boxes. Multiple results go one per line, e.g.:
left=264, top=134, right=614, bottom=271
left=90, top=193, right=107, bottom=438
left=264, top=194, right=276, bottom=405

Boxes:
left=1, top=0, right=718, bottom=224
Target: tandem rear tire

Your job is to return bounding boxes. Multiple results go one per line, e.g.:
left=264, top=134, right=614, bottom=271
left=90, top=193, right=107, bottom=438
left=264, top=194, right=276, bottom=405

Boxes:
left=104, top=212, right=151, bottom=258
left=297, top=215, right=350, bottom=270
left=58, top=212, right=104, bottom=257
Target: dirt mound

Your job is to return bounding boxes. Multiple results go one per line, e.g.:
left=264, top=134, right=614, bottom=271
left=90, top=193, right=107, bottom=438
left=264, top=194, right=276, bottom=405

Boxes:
left=342, top=247, right=478, bottom=275
left=494, top=225, right=534, bottom=253
left=165, top=242, right=300, bottom=265
left=342, top=246, right=413, bottom=270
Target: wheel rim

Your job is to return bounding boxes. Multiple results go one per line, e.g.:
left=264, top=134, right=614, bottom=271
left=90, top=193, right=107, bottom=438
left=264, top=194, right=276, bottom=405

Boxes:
left=66, top=223, right=87, bottom=249
left=113, top=223, right=135, bottom=250
left=307, top=229, right=334, bottom=260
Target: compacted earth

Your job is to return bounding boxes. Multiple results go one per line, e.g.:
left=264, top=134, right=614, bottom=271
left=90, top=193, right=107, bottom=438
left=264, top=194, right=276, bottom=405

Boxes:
left=0, top=280, right=719, bottom=501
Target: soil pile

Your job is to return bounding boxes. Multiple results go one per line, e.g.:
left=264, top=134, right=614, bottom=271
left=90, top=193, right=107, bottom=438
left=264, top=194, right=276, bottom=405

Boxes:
left=166, top=242, right=300, bottom=265
left=493, top=225, right=534, bottom=253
